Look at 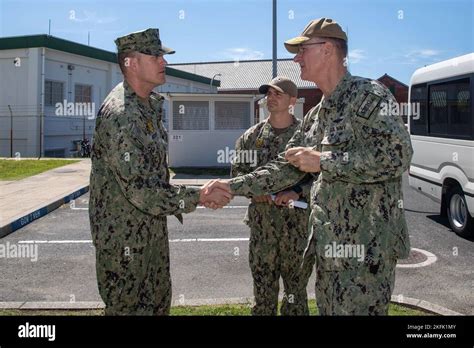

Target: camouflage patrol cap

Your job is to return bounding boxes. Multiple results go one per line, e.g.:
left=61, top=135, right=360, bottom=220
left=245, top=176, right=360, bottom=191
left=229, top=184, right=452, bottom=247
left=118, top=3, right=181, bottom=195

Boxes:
left=284, top=18, right=347, bottom=54
left=115, top=28, right=175, bottom=56
left=259, top=76, right=298, bottom=97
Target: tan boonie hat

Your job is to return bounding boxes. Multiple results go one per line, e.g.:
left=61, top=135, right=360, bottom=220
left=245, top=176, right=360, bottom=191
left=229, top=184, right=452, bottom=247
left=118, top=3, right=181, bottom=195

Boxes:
left=284, top=18, right=347, bottom=54
left=259, top=76, right=298, bottom=97
left=115, top=28, right=175, bottom=56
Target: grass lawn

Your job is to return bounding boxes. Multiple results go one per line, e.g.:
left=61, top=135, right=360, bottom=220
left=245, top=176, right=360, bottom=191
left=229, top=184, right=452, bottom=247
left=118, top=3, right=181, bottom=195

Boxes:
left=169, top=167, right=230, bottom=177
left=0, top=300, right=432, bottom=316
left=0, top=159, right=80, bottom=181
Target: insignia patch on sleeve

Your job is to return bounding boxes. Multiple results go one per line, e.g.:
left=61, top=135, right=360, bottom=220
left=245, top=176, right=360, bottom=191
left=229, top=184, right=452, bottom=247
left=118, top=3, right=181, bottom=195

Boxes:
left=356, top=92, right=381, bottom=119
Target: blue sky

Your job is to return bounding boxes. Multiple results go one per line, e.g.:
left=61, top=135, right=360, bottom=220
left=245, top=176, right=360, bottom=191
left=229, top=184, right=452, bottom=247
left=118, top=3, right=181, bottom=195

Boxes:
left=0, top=0, right=472, bottom=84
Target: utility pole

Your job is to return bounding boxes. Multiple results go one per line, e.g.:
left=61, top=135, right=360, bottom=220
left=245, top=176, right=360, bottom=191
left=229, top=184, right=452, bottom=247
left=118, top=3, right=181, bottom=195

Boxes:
left=8, top=105, right=13, bottom=157
left=272, top=0, right=277, bottom=78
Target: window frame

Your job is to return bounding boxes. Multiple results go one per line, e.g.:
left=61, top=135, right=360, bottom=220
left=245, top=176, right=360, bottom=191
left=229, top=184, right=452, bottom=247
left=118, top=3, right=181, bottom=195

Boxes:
left=214, top=101, right=251, bottom=130
left=410, top=73, right=473, bottom=140
left=44, top=80, right=65, bottom=107
left=74, top=83, right=93, bottom=104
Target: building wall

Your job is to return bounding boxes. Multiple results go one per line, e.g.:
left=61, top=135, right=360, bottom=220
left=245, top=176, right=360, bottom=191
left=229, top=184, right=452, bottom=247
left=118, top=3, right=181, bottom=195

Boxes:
left=298, top=88, right=323, bottom=115
left=377, top=75, right=409, bottom=123
left=43, top=49, right=112, bottom=156
left=0, top=47, right=216, bottom=157
left=0, top=47, right=42, bottom=157
left=168, top=94, right=257, bottom=167
left=377, top=75, right=408, bottom=103
left=158, top=75, right=217, bottom=129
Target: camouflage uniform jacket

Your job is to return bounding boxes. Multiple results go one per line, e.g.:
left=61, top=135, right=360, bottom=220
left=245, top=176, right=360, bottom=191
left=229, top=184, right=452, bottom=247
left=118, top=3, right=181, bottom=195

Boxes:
left=229, top=72, right=414, bottom=270
left=231, top=115, right=311, bottom=225
left=89, top=80, right=200, bottom=249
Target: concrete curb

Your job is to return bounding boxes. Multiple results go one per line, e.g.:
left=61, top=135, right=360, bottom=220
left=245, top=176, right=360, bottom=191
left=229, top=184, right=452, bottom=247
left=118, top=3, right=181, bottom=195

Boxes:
left=0, top=179, right=206, bottom=238
left=390, top=295, right=463, bottom=316
left=0, top=295, right=464, bottom=316
left=0, top=186, right=89, bottom=238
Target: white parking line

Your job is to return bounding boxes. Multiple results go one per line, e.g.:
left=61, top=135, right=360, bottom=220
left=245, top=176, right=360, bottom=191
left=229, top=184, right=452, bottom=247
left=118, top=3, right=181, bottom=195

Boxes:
left=18, top=238, right=250, bottom=244
left=18, top=240, right=91, bottom=244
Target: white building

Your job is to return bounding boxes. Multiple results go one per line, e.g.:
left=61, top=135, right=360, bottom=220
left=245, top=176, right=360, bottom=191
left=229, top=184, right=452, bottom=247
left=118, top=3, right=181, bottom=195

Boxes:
left=0, top=34, right=219, bottom=158
left=167, top=93, right=258, bottom=167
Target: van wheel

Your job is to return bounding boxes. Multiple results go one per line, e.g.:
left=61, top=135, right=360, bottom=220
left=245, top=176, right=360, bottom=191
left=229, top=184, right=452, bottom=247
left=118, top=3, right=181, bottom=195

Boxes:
left=447, top=186, right=474, bottom=238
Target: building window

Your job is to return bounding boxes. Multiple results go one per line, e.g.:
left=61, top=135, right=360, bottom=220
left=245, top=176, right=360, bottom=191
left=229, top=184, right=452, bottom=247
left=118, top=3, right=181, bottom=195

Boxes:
left=44, top=148, right=66, bottom=158
left=173, top=101, right=209, bottom=130
left=215, top=101, right=251, bottom=130
left=75, top=84, right=92, bottom=103
left=45, top=81, right=64, bottom=106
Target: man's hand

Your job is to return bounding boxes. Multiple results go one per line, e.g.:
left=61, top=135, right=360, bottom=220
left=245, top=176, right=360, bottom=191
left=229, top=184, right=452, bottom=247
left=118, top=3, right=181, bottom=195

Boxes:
left=200, top=179, right=233, bottom=210
left=285, top=147, right=321, bottom=173
left=251, top=195, right=273, bottom=204
left=274, top=190, right=300, bottom=207
left=202, top=179, right=231, bottom=196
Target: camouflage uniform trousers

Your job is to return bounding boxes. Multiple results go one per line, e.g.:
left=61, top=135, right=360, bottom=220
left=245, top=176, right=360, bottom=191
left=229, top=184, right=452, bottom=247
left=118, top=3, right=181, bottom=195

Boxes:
left=93, top=216, right=172, bottom=316
left=247, top=203, right=313, bottom=315
left=314, top=253, right=397, bottom=315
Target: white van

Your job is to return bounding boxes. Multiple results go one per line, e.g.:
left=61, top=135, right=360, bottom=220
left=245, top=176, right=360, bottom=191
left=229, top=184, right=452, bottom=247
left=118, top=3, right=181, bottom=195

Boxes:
left=408, top=53, right=474, bottom=238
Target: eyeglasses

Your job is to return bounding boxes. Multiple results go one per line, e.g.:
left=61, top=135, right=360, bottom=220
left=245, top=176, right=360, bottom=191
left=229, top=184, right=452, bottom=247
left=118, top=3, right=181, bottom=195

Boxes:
left=297, top=42, right=326, bottom=54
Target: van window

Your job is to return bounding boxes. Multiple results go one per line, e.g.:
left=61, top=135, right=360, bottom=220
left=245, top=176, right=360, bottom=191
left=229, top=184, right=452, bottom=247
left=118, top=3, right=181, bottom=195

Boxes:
left=429, top=85, right=448, bottom=135
left=411, top=77, right=472, bottom=139
left=410, top=84, right=428, bottom=135
left=449, top=79, right=471, bottom=138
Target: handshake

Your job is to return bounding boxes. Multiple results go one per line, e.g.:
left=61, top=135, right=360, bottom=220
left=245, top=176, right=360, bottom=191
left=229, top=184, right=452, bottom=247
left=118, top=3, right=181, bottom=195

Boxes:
left=197, top=179, right=303, bottom=210
left=198, top=179, right=233, bottom=210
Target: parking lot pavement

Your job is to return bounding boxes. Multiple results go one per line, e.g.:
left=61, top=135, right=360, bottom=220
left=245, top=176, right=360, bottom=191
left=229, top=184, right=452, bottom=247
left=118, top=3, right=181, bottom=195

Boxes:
left=0, top=174, right=472, bottom=313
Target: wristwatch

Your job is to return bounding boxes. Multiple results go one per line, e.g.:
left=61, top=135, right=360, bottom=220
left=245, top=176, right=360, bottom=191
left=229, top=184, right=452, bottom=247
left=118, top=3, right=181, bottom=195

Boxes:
left=292, top=185, right=302, bottom=194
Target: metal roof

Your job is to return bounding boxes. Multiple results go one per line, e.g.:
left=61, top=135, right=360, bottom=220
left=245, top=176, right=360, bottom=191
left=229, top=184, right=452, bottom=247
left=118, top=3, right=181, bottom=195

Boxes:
left=169, top=59, right=316, bottom=91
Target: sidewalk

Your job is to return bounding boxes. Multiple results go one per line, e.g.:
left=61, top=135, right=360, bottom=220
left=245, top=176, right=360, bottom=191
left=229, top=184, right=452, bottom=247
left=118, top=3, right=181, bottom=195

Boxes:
left=0, top=295, right=464, bottom=315
left=0, top=159, right=91, bottom=237
left=0, top=160, right=228, bottom=237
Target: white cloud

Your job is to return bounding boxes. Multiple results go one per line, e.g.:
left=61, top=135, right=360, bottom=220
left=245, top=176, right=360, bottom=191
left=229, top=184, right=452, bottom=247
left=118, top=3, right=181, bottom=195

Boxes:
left=404, top=49, right=442, bottom=64
left=405, top=49, right=441, bottom=58
left=222, top=47, right=265, bottom=61
left=348, top=49, right=366, bottom=64
left=69, top=10, right=117, bottom=24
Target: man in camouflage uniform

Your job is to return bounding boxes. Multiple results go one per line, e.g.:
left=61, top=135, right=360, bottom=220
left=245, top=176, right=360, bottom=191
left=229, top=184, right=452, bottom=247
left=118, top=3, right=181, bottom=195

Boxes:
left=231, top=77, right=313, bottom=315
left=89, top=28, right=231, bottom=315
left=207, top=18, right=413, bottom=315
